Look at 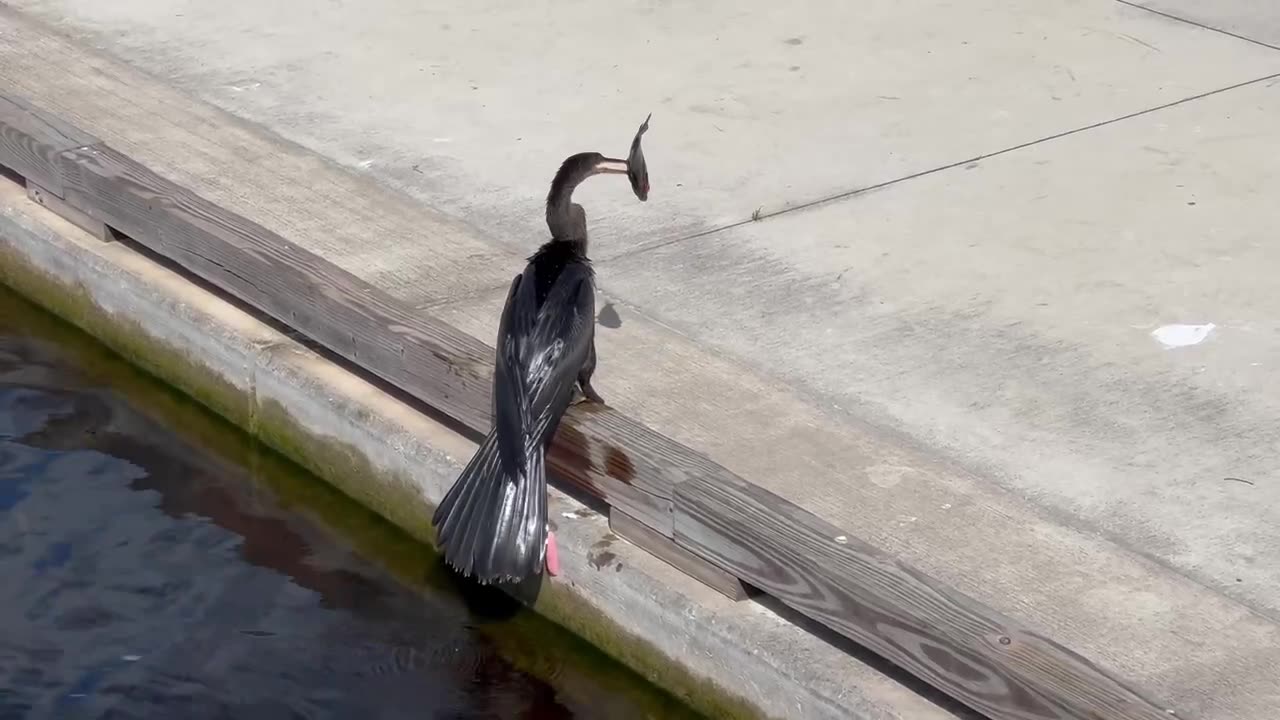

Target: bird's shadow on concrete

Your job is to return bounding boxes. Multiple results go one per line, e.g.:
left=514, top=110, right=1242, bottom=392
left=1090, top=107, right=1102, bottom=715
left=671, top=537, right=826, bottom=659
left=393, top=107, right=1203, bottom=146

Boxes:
left=596, top=302, right=622, bottom=329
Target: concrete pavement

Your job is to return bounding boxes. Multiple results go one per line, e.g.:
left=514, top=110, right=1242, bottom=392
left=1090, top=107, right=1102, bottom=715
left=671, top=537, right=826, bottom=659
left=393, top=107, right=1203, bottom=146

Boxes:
left=3, top=0, right=1280, bottom=716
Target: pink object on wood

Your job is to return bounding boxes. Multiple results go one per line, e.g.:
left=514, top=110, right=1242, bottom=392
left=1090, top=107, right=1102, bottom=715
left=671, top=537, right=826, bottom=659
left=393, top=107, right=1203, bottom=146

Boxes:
left=545, top=530, right=560, bottom=576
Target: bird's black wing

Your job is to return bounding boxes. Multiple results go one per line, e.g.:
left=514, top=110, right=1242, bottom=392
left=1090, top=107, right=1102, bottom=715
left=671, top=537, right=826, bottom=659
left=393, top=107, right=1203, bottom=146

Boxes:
left=524, top=263, right=596, bottom=445
left=492, top=272, right=536, bottom=475
left=492, top=262, right=595, bottom=472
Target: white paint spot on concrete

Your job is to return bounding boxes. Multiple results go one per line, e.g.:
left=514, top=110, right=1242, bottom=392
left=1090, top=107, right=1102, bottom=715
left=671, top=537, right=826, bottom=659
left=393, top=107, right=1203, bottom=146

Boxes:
left=357, top=159, right=374, bottom=168
left=432, top=137, right=453, bottom=143
left=833, top=535, right=848, bottom=544
left=866, top=464, right=916, bottom=489
left=226, top=80, right=261, bottom=92
left=1152, top=323, right=1215, bottom=349
left=941, top=503, right=952, bottom=510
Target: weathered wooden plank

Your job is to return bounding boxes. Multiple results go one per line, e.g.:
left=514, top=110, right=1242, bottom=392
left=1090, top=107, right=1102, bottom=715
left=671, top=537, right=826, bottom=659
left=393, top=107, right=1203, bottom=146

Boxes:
left=58, top=146, right=494, bottom=426
left=26, top=181, right=111, bottom=241
left=56, top=148, right=493, bottom=425
left=0, top=94, right=98, bottom=194
left=611, top=507, right=750, bottom=601
left=550, top=401, right=743, bottom=501
left=551, top=438, right=673, bottom=533
left=675, top=476, right=1173, bottom=720
left=54, top=143, right=679, bottom=533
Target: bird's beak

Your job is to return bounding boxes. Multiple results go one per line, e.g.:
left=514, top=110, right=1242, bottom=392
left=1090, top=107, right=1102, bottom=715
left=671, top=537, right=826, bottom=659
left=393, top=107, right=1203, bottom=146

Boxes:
left=626, top=113, right=651, bottom=202
left=594, top=158, right=629, bottom=174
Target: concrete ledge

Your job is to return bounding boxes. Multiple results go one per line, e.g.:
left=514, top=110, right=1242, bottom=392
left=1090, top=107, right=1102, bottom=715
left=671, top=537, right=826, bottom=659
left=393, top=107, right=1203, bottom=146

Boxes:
left=0, top=179, right=958, bottom=719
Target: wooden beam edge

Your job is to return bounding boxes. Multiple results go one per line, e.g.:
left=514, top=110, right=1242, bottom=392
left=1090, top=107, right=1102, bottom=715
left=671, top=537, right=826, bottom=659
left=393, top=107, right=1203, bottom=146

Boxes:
left=610, top=506, right=751, bottom=601
left=673, top=477, right=1177, bottom=720
left=0, top=90, right=684, bottom=531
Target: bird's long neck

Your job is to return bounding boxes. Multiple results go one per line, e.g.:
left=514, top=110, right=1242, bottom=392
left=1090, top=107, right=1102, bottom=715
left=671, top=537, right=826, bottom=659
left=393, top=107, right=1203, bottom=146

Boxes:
left=545, top=154, right=627, bottom=253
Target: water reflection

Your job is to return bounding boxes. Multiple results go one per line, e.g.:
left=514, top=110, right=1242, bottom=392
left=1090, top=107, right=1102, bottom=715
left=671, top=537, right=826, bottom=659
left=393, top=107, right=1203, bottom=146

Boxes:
left=0, top=291, right=699, bottom=720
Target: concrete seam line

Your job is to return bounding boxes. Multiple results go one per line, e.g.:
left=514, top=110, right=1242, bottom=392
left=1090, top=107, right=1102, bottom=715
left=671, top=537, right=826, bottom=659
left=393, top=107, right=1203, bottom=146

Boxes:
left=611, top=69, right=1280, bottom=261
left=1113, top=0, right=1280, bottom=53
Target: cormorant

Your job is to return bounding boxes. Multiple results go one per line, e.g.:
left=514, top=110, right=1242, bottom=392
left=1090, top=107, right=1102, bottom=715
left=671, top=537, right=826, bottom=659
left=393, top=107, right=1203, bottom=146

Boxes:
left=432, top=115, right=651, bottom=584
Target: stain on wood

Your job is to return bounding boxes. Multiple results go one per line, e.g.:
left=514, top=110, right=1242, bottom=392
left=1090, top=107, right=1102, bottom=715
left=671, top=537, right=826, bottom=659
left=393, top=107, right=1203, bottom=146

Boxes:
left=554, top=423, right=596, bottom=473
left=564, top=401, right=740, bottom=499
left=548, top=435, right=672, bottom=534
left=674, top=476, right=1173, bottom=720
left=604, top=446, right=635, bottom=485
left=611, top=507, right=751, bottom=602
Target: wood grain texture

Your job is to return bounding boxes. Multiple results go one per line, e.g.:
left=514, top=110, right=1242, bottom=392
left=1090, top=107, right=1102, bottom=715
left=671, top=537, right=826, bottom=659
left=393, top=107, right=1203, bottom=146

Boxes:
left=51, top=141, right=679, bottom=533
left=0, top=94, right=98, bottom=194
left=611, top=507, right=750, bottom=601
left=58, top=145, right=495, bottom=423
left=675, top=476, right=1175, bottom=720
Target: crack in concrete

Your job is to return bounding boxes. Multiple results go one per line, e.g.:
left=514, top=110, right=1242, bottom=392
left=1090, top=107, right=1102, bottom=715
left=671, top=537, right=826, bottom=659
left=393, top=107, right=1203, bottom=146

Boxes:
left=1114, top=0, right=1280, bottom=53
left=608, top=69, right=1280, bottom=262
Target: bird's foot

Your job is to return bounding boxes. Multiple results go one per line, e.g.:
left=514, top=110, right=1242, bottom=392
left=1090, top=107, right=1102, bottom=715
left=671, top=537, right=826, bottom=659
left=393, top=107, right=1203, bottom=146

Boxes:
left=545, top=530, right=560, bottom=576
left=572, top=382, right=605, bottom=406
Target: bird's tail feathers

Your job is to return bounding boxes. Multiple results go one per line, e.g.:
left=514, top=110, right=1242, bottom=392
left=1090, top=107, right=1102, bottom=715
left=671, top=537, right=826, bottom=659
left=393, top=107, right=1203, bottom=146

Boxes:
left=432, top=431, right=548, bottom=583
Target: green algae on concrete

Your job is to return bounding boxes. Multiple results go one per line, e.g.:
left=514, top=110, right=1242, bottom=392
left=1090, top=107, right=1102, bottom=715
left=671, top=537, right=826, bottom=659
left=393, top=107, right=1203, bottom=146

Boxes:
left=252, top=397, right=439, bottom=547
left=0, top=244, right=254, bottom=431
left=0, top=249, right=757, bottom=720
left=534, top=582, right=765, bottom=720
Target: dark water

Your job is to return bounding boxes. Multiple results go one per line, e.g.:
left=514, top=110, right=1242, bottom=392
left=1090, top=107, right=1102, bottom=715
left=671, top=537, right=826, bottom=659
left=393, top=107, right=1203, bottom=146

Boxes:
left=0, top=287, right=700, bottom=720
